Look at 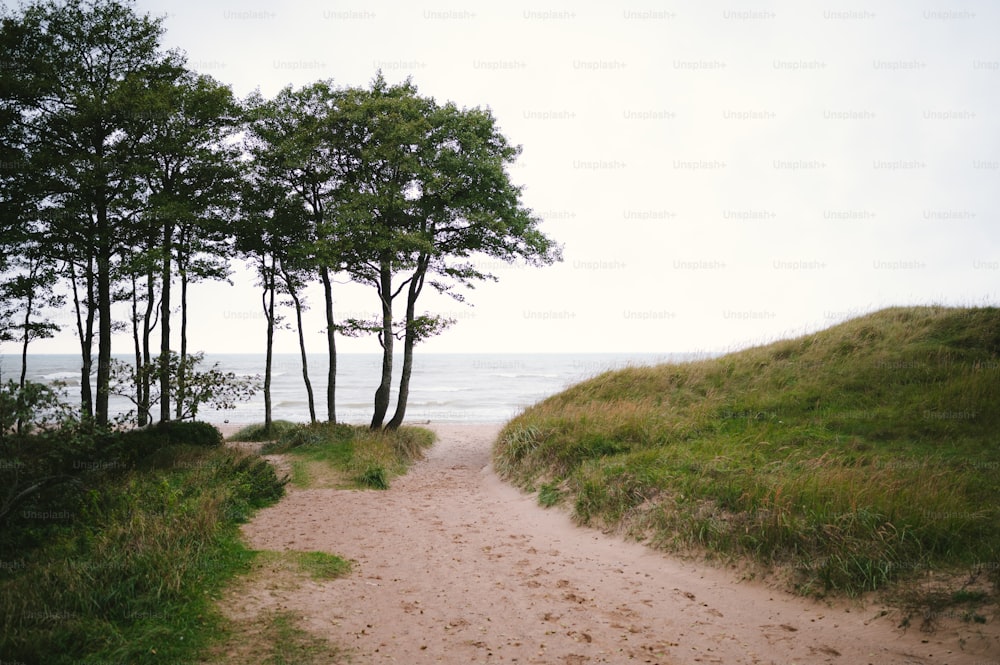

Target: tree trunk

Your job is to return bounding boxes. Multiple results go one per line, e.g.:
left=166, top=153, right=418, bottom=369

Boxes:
left=70, top=259, right=95, bottom=422
left=387, top=260, right=427, bottom=430
left=370, top=258, right=394, bottom=429
left=263, top=254, right=276, bottom=431
left=282, top=265, right=316, bottom=423
left=95, top=210, right=112, bottom=428
left=16, top=274, right=36, bottom=434
left=159, top=218, right=172, bottom=423
left=141, top=265, right=156, bottom=425
left=176, top=228, right=188, bottom=420
left=130, top=274, right=146, bottom=427
left=18, top=302, right=31, bottom=389
left=320, top=266, right=337, bottom=423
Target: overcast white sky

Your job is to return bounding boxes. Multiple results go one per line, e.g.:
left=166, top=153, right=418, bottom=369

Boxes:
left=26, top=0, right=1000, bottom=355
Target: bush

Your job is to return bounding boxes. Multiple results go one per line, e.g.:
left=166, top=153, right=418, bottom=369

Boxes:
left=229, top=420, right=300, bottom=443
left=0, top=442, right=286, bottom=664
left=153, top=420, right=223, bottom=447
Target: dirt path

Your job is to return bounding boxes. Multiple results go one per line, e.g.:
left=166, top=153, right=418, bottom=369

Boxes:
left=230, top=424, right=997, bottom=664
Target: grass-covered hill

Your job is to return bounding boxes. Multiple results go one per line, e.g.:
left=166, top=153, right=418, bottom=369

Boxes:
left=494, top=307, right=1000, bottom=602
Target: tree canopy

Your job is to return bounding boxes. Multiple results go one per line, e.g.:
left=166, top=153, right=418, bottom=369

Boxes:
left=0, top=0, right=561, bottom=430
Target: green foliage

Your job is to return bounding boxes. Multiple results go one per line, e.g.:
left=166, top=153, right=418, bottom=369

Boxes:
left=109, top=421, right=224, bottom=466
left=0, top=425, right=286, bottom=664
left=110, top=352, right=261, bottom=425
left=0, top=379, right=71, bottom=438
left=149, top=420, right=224, bottom=447
left=494, top=307, right=1000, bottom=598
left=538, top=481, right=563, bottom=507
left=357, top=465, right=388, bottom=490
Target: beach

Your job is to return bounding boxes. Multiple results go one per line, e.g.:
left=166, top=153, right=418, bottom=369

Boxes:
left=216, top=422, right=999, bottom=664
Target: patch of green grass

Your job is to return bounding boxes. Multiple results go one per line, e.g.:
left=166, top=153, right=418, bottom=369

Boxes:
left=292, top=551, right=353, bottom=580
left=538, top=481, right=564, bottom=507
left=263, top=422, right=434, bottom=490
left=228, top=420, right=300, bottom=442
left=207, top=606, right=345, bottom=665
left=494, top=306, right=1000, bottom=604
left=260, top=609, right=344, bottom=665
left=357, top=465, right=388, bottom=489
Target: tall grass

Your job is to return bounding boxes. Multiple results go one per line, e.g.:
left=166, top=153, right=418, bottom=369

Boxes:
left=0, top=429, right=286, bottom=664
left=494, top=306, right=1000, bottom=599
left=261, top=422, right=435, bottom=489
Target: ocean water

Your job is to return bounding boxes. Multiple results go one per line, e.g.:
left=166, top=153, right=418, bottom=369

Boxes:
left=3, top=352, right=705, bottom=426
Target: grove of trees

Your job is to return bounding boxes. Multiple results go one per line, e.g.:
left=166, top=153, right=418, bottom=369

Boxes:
left=0, top=0, right=560, bottom=430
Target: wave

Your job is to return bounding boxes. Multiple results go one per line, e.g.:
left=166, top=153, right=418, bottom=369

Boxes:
left=41, top=371, right=79, bottom=381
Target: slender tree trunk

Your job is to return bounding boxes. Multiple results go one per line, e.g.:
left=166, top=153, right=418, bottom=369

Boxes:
left=18, top=283, right=34, bottom=391
left=281, top=264, right=316, bottom=423
left=16, top=277, right=36, bottom=434
left=159, top=219, right=172, bottom=423
left=130, top=274, right=146, bottom=427
left=141, top=266, right=156, bottom=425
left=176, top=228, right=188, bottom=420
left=176, top=267, right=188, bottom=419
left=320, top=266, right=337, bottom=423
left=263, top=254, right=276, bottom=431
left=95, top=205, right=112, bottom=428
left=370, top=258, right=394, bottom=429
left=387, top=260, right=427, bottom=430
left=69, top=259, right=95, bottom=421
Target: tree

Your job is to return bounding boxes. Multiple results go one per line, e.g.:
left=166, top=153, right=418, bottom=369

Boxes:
left=333, top=75, right=435, bottom=428
left=278, top=259, right=317, bottom=423
left=0, top=0, right=186, bottom=426
left=244, top=82, right=347, bottom=423
left=336, top=75, right=562, bottom=429
left=127, top=69, right=239, bottom=422
left=235, top=151, right=310, bottom=432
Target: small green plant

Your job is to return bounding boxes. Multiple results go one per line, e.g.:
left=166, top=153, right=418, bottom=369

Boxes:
left=357, top=465, right=388, bottom=490
left=538, top=481, right=563, bottom=507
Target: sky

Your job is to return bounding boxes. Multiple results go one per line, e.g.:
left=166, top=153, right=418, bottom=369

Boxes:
left=23, top=0, right=1000, bottom=355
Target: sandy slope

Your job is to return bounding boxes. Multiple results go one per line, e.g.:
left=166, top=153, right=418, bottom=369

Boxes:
left=230, top=423, right=998, bottom=665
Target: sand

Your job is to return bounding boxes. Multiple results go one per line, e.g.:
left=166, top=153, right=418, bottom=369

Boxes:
left=225, top=423, right=998, bottom=664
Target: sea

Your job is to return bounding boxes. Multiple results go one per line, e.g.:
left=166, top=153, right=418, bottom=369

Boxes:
left=2, top=352, right=707, bottom=426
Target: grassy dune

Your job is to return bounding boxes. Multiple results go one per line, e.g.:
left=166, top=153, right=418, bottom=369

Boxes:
left=495, top=307, right=1000, bottom=605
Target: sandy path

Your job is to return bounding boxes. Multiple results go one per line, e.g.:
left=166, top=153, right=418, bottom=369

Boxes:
left=235, top=424, right=997, bottom=665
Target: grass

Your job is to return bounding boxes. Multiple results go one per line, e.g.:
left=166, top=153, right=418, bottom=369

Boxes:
left=204, top=549, right=352, bottom=664
left=293, top=550, right=353, bottom=580
left=494, top=306, right=1000, bottom=609
left=261, top=422, right=435, bottom=490
left=0, top=431, right=287, bottom=664
left=228, top=419, right=301, bottom=442
left=0, top=417, right=423, bottom=663
left=256, top=609, right=345, bottom=665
